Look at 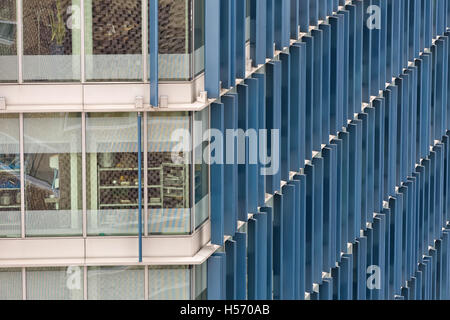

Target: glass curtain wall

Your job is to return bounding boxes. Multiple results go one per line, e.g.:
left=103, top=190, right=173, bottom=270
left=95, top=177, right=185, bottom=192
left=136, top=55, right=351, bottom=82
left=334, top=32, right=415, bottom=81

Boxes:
left=147, top=112, right=191, bottom=234
left=148, top=265, right=190, bottom=299
left=87, top=266, right=145, bottom=300
left=24, top=113, right=82, bottom=237
left=193, top=108, right=209, bottom=229
left=23, top=0, right=81, bottom=81
left=0, top=114, right=20, bottom=238
left=0, top=0, right=18, bottom=82
left=193, top=0, right=204, bottom=76
left=86, top=112, right=140, bottom=236
left=85, top=0, right=142, bottom=81
left=158, top=0, right=191, bottom=80
left=26, top=267, right=84, bottom=300
left=24, top=113, right=83, bottom=236
left=194, top=262, right=207, bottom=299
left=0, top=268, right=22, bottom=300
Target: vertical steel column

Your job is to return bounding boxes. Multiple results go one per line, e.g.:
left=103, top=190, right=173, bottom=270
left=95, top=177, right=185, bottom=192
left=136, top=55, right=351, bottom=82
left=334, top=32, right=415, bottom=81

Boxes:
left=149, top=0, right=159, bottom=106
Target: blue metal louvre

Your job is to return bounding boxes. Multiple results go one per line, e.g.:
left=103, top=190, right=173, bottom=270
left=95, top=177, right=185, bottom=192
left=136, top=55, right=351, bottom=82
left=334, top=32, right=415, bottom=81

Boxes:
left=273, top=193, right=284, bottom=299
left=319, top=23, right=331, bottom=145
left=250, top=0, right=267, bottom=66
left=293, top=174, right=306, bottom=299
left=299, top=0, right=310, bottom=33
left=311, top=28, right=323, bottom=151
left=338, top=131, right=349, bottom=253
left=205, top=0, right=221, bottom=98
left=358, top=112, right=369, bottom=229
left=331, top=266, right=340, bottom=300
left=282, top=183, right=296, bottom=299
left=222, top=94, right=238, bottom=237
left=338, top=9, right=349, bottom=123
left=329, top=15, right=340, bottom=134
left=364, top=226, right=373, bottom=300
left=255, top=212, right=269, bottom=299
left=370, top=0, right=381, bottom=96
left=265, top=61, right=282, bottom=194
left=225, top=240, right=237, bottom=299
left=322, top=147, right=333, bottom=272
left=373, top=98, right=385, bottom=213
left=252, top=72, right=267, bottom=207
left=362, top=0, right=372, bottom=103
left=309, top=0, right=318, bottom=26
left=220, top=0, right=232, bottom=89
left=365, top=106, right=376, bottom=222
left=345, top=4, right=356, bottom=118
left=380, top=0, right=387, bottom=87
left=210, top=102, right=225, bottom=245
left=318, top=0, right=327, bottom=20
left=267, top=0, right=275, bottom=58
left=347, top=122, right=358, bottom=242
left=244, top=78, right=259, bottom=214
left=302, top=35, right=314, bottom=160
left=340, top=254, right=353, bottom=300
left=274, top=0, right=290, bottom=50
left=290, top=0, right=299, bottom=39
left=235, top=232, right=247, bottom=300
left=260, top=206, right=274, bottom=299
left=237, top=84, right=249, bottom=222
left=329, top=139, right=342, bottom=263
left=247, top=217, right=259, bottom=300
left=312, top=156, right=324, bottom=285
left=319, top=278, right=333, bottom=300
left=353, top=237, right=367, bottom=300
left=207, top=253, right=227, bottom=300
left=236, top=0, right=246, bottom=79
left=304, top=163, right=315, bottom=293
left=289, top=45, right=302, bottom=172
left=280, top=52, right=291, bottom=181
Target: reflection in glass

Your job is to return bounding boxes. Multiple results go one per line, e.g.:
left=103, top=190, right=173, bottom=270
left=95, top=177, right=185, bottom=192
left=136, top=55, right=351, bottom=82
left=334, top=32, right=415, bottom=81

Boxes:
left=194, top=108, right=209, bottom=229
left=0, top=114, right=20, bottom=237
left=0, top=0, right=18, bottom=82
left=88, top=266, right=144, bottom=300
left=148, top=265, right=190, bottom=300
left=24, top=113, right=82, bottom=236
left=27, top=267, right=84, bottom=300
left=23, top=0, right=81, bottom=81
left=194, top=263, right=207, bottom=300
left=159, top=0, right=191, bottom=80
left=147, top=112, right=191, bottom=235
left=85, top=0, right=142, bottom=81
left=0, top=268, right=22, bottom=300
left=193, top=0, right=204, bottom=76
left=86, top=112, right=140, bottom=236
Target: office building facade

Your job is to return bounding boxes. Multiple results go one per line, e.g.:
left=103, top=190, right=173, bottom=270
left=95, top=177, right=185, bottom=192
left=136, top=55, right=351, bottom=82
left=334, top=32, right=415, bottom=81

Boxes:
left=0, top=0, right=450, bottom=300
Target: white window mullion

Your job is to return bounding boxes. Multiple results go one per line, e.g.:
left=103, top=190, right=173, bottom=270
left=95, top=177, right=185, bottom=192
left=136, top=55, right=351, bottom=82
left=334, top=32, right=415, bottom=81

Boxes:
left=82, top=112, right=87, bottom=237
left=80, top=0, right=86, bottom=83
left=144, top=111, right=149, bottom=236
left=19, top=113, right=25, bottom=238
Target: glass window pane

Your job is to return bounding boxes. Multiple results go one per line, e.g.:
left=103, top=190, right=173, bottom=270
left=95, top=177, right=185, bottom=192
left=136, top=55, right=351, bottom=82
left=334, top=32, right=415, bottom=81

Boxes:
left=85, top=0, right=142, bottom=81
left=194, top=263, right=207, bottom=300
left=26, top=266, right=84, bottom=300
left=23, top=0, right=81, bottom=81
left=0, top=0, right=18, bottom=82
left=0, top=268, right=22, bottom=300
left=159, top=0, right=192, bottom=80
left=194, top=108, right=209, bottom=229
left=88, top=266, right=144, bottom=300
left=86, top=112, right=140, bottom=236
left=24, top=113, right=82, bottom=237
left=0, top=114, right=21, bottom=238
left=193, top=0, right=204, bottom=76
left=147, top=112, right=191, bottom=235
left=148, top=265, right=190, bottom=300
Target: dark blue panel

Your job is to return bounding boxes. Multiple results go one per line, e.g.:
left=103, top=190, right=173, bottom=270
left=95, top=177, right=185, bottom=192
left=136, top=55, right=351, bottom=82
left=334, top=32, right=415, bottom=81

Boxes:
left=207, top=253, right=226, bottom=300
left=304, top=164, right=315, bottom=293
left=234, top=232, right=247, bottom=300
left=280, top=53, right=291, bottom=181
left=311, top=28, right=323, bottom=151
left=250, top=0, right=267, bottom=66
left=222, top=95, right=238, bottom=236
left=210, top=102, right=225, bottom=245
left=225, top=240, right=237, bottom=300
left=312, top=157, right=324, bottom=285
left=237, top=84, right=249, bottom=222
left=273, top=193, right=284, bottom=299
left=236, top=0, right=246, bottom=79
left=282, top=183, right=296, bottom=300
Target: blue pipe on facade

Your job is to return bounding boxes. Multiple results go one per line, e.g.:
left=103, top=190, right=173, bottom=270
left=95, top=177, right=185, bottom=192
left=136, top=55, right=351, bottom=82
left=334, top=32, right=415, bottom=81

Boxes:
left=138, top=112, right=143, bottom=263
